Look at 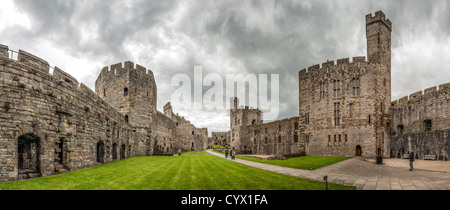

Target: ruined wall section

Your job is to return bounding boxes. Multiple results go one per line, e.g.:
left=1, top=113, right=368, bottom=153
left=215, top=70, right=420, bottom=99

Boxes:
left=248, top=117, right=301, bottom=156
left=230, top=97, right=263, bottom=151
left=389, top=83, right=449, bottom=160
left=390, top=83, right=450, bottom=133
left=0, top=46, right=146, bottom=181
left=210, top=131, right=230, bottom=146
left=161, top=102, right=208, bottom=152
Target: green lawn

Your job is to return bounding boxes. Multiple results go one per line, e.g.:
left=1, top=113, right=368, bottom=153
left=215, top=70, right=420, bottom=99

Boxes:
left=0, top=151, right=354, bottom=190
left=214, top=150, right=351, bottom=170
left=236, top=155, right=352, bottom=170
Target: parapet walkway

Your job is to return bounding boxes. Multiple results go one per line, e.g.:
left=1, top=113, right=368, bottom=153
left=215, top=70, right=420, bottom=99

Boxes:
left=206, top=150, right=450, bottom=190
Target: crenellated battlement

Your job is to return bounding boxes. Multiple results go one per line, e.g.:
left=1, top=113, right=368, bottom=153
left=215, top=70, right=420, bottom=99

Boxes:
left=366, top=11, right=392, bottom=31
left=391, top=82, right=450, bottom=108
left=99, top=61, right=154, bottom=78
left=299, top=56, right=367, bottom=77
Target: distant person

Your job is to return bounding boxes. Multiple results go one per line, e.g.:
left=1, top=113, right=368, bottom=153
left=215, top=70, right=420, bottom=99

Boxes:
left=230, top=150, right=234, bottom=160
left=178, top=149, right=182, bottom=156
left=409, top=150, right=415, bottom=171
left=232, top=150, right=237, bottom=160
left=225, top=149, right=229, bottom=158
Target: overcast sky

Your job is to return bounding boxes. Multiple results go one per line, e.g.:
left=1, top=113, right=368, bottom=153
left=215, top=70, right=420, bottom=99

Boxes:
left=1, top=0, right=449, bottom=134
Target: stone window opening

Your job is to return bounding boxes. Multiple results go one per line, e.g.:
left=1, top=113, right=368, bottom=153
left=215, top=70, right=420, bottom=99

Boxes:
left=349, top=104, right=353, bottom=118
left=328, top=135, right=331, bottom=146
left=424, top=120, right=432, bottom=131
left=294, top=134, right=298, bottom=143
left=124, top=87, right=129, bottom=97
left=305, top=113, right=310, bottom=125
left=368, top=115, right=371, bottom=124
left=334, top=103, right=340, bottom=126
left=125, top=115, right=129, bottom=123
left=334, top=135, right=337, bottom=146
left=352, top=78, right=360, bottom=96
left=320, top=81, right=326, bottom=99
left=345, top=134, right=348, bottom=145
left=104, top=89, right=106, bottom=97
left=56, top=138, right=65, bottom=165
left=333, top=80, right=341, bottom=97
left=397, top=125, right=404, bottom=135
left=339, top=135, right=342, bottom=146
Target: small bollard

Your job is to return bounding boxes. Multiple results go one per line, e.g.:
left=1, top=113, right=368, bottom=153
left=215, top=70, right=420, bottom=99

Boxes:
left=324, top=176, right=328, bottom=190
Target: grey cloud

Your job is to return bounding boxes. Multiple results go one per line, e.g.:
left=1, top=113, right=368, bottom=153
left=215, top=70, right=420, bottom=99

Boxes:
left=3, top=0, right=450, bottom=132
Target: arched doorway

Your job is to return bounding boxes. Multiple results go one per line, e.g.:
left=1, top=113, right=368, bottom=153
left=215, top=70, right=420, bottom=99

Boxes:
left=355, top=145, right=362, bottom=156
left=18, top=134, right=41, bottom=177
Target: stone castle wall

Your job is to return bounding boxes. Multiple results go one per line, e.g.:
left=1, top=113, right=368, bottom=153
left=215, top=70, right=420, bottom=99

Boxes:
left=230, top=11, right=393, bottom=158
left=209, top=131, right=230, bottom=146
left=0, top=45, right=207, bottom=181
left=0, top=47, right=146, bottom=181
left=389, top=83, right=450, bottom=160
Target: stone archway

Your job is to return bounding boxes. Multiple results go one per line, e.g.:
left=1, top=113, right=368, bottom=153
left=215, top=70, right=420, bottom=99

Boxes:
left=18, top=133, right=41, bottom=178
left=355, top=145, right=362, bottom=156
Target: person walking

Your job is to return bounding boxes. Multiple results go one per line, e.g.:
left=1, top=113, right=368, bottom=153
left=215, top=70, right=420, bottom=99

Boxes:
left=233, top=150, right=237, bottom=160
left=230, top=149, right=234, bottom=160
left=225, top=149, right=229, bottom=158
left=409, top=150, right=415, bottom=171
left=178, top=148, right=182, bottom=156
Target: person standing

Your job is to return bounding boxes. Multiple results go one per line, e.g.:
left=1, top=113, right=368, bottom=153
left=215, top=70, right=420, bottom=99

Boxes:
left=225, top=149, right=229, bottom=158
left=178, top=148, right=182, bottom=156
left=409, top=150, right=415, bottom=171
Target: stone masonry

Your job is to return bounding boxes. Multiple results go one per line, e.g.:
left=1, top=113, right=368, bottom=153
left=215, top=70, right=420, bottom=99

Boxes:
left=0, top=46, right=207, bottom=181
left=229, top=11, right=449, bottom=160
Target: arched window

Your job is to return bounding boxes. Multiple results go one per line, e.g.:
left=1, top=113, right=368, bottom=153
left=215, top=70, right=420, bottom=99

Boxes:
left=124, top=87, right=129, bottom=97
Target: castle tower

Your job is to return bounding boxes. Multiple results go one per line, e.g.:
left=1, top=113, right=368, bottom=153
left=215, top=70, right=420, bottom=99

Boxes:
left=229, top=97, right=262, bottom=151
left=366, top=11, right=392, bottom=67
left=95, top=61, right=157, bottom=128
left=366, top=11, right=392, bottom=157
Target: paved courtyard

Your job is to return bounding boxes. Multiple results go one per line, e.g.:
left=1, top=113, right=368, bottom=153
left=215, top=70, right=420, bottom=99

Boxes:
left=207, top=150, right=450, bottom=190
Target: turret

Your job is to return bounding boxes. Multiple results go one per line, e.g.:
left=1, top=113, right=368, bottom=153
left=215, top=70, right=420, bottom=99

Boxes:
left=95, top=61, right=157, bottom=128
left=366, top=11, right=392, bottom=66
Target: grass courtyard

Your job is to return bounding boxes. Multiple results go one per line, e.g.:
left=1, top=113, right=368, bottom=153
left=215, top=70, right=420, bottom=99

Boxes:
left=0, top=151, right=355, bottom=190
left=213, top=149, right=351, bottom=170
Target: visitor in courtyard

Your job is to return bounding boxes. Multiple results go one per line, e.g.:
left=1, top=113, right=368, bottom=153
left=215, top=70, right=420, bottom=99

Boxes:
left=178, top=149, right=182, bottom=156
left=230, top=150, right=234, bottom=160
left=225, top=149, right=229, bottom=158
left=409, top=150, right=415, bottom=171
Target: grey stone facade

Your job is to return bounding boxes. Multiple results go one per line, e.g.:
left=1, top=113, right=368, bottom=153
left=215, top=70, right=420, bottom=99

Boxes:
left=230, top=11, right=449, bottom=160
left=0, top=46, right=207, bottom=181
left=389, top=83, right=450, bottom=160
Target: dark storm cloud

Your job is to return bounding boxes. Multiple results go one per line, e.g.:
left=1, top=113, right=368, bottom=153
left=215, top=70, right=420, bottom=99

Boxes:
left=3, top=0, right=450, bottom=131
